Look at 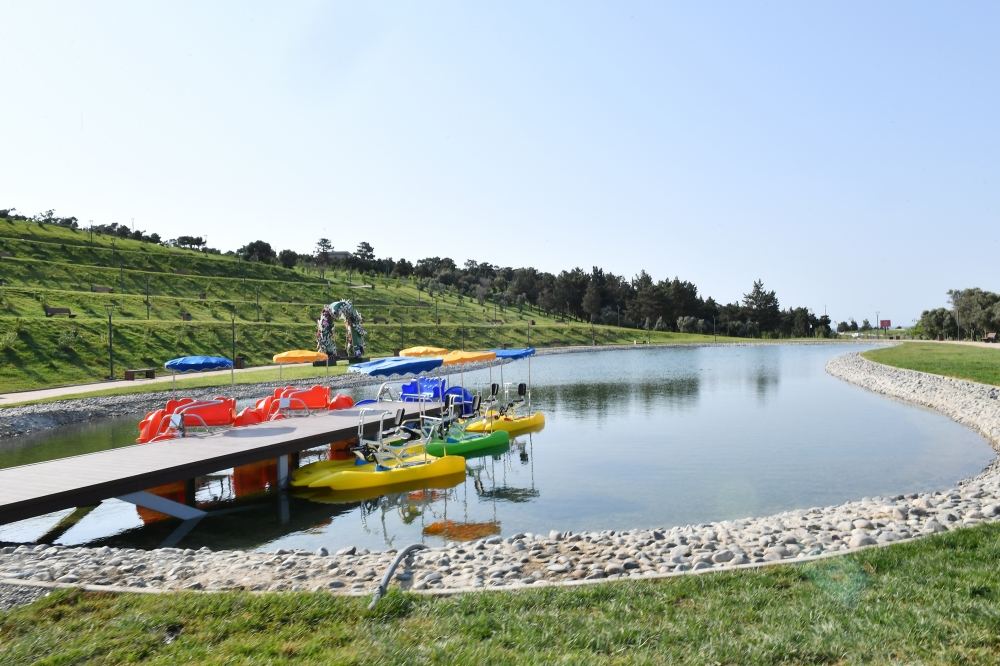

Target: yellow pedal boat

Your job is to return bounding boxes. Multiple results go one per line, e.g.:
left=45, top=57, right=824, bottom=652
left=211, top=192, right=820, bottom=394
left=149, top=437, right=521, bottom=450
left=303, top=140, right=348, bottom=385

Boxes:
left=290, top=441, right=426, bottom=488
left=308, top=452, right=467, bottom=491
left=464, top=411, right=545, bottom=436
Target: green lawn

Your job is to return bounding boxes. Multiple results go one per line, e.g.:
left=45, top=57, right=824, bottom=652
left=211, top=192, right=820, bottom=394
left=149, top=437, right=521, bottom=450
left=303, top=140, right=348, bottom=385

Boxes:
left=0, top=316, right=735, bottom=395
left=3, top=523, right=1000, bottom=664
left=864, top=342, right=1000, bottom=386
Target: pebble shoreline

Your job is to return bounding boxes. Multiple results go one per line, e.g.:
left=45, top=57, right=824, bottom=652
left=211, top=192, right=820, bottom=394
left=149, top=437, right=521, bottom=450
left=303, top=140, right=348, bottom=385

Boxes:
left=1, top=351, right=999, bottom=603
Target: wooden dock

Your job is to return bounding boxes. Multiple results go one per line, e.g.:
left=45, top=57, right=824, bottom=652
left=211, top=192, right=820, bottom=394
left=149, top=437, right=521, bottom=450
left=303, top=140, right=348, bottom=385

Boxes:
left=0, top=402, right=439, bottom=525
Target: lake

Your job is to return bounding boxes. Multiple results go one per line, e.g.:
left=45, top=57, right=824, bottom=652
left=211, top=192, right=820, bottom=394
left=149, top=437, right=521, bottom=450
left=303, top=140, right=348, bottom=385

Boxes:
left=1, top=344, right=993, bottom=552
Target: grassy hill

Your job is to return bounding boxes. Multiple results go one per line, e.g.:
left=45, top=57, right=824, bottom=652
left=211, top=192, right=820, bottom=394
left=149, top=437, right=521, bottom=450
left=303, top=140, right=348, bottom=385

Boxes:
left=0, top=217, right=725, bottom=392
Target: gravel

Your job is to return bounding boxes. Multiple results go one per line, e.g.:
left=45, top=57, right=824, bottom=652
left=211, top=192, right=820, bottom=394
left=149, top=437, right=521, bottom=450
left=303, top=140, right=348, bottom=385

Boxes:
left=0, top=583, right=50, bottom=611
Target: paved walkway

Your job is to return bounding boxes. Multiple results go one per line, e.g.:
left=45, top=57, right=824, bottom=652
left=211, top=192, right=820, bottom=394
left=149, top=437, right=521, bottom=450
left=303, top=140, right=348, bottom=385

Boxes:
left=0, top=362, right=321, bottom=405
left=930, top=340, right=1000, bottom=350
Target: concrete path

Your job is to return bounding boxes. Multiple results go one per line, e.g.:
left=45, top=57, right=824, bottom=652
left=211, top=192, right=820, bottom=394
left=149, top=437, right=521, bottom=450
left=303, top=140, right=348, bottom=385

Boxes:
left=930, top=340, right=1000, bottom=350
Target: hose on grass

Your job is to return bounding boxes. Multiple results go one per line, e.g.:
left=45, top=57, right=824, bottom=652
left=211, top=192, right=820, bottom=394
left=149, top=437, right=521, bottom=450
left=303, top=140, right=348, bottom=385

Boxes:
left=368, top=542, right=428, bottom=610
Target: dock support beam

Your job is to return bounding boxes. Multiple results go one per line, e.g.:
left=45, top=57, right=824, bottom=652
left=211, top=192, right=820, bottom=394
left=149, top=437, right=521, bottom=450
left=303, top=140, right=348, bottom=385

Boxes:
left=277, top=455, right=290, bottom=489
left=115, top=491, right=206, bottom=521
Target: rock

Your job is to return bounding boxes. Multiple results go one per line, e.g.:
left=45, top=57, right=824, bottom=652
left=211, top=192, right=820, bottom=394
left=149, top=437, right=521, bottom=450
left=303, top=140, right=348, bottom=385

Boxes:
left=923, top=520, right=947, bottom=534
left=315, top=547, right=329, bottom=557
left=849, top=534, right=877, bottom=548
left=335, top=546, right=356, bottom=556
left=711, top=549, right=734, bottom=564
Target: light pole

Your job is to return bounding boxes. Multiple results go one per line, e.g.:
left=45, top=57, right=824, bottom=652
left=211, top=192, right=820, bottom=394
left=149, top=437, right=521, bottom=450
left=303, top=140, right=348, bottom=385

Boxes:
left=231, top=313, right=237, bottom=386
left=145, top=276, right=150, bottom=319
left=875, top=311, right=880, bottom=340
left=104, top=304, right=115, bottom=379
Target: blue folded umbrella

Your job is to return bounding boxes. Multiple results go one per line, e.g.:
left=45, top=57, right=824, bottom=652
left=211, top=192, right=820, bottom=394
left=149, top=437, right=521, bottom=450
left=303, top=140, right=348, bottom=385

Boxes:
left=164, top=355, right=234, bottom=373
left=347, top=356, right=444, bottom=378
left=490, top=347, right=536, bottom=360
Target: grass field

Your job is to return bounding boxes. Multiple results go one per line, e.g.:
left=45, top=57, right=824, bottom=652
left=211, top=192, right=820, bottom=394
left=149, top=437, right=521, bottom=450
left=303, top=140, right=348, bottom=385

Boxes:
left=0, top=316, right=729, bottom=394
left=2, top=217, right=737, bottom=392
left=864, top=342, right=1000, bottom=386
left=3, top=523, right=1000, bottom=664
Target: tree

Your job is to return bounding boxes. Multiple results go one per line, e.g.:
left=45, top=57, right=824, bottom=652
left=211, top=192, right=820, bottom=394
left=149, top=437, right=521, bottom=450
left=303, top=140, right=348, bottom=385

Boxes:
left=582, top=281, right=602, bottom=323
left=742, top=279, right=780, bottom=333
left=314, top=238, right=332, bottom=276
left=860, top=319, right=872, bottom=331
left=278, top=249, right=298, bottom=269
left=238, top=240, right=276, bottom=263
left=354, top=241, right=375, bottom=271
left=175, top=235, right=205, bottom=250
left=917, top=308, right=955, bottom=340
left=676, top=315, right=699, bottom=332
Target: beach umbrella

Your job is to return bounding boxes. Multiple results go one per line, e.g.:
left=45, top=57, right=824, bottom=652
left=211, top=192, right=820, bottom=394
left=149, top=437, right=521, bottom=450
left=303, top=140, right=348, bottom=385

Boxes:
left=164, top=355, right=234, bottom=391
left=272, top=349, right=329, bottom=380
left=347, top=356, right=445, bottom=379
left=399, top=346, right=449, bottom=357
left=441, top=350, right=497, bottom=396
left=488, top=348, right=536, bottom=401
left=441, top=350, right=496, bottom=365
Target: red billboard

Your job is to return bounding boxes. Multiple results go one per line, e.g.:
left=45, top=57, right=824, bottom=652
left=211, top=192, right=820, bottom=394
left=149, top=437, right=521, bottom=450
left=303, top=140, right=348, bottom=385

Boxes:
left=879, top=319, right=891, bottom=329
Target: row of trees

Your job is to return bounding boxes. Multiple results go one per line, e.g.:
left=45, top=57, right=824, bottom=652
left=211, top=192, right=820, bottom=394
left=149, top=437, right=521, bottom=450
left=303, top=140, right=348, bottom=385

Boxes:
left=916, top=288, right=1000, bottom=340
left=286, top=236, right=833, bottom=337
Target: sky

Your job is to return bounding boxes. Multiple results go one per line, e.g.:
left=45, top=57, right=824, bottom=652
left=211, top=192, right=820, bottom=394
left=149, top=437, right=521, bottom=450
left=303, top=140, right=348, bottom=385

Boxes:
left=1, top=1, right=997, bottom=325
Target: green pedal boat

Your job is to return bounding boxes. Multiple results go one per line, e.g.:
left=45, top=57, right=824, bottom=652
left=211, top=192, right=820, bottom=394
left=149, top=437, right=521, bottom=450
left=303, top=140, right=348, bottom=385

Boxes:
left=424, top=429, right=510, bottom=457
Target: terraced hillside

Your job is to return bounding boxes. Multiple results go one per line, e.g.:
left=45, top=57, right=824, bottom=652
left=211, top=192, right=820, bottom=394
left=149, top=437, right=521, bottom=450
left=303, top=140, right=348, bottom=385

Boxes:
left=0, top=217, right=716, bottom=392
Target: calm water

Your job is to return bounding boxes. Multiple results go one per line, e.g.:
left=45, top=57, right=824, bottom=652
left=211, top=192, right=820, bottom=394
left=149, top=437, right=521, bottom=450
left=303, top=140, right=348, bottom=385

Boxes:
left=1, top=344, right=994, bottom=551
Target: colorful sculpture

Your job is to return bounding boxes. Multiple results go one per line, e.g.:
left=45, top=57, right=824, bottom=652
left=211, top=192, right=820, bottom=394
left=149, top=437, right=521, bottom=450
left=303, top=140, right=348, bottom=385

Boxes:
left=317, top=300, right=366, bottom=359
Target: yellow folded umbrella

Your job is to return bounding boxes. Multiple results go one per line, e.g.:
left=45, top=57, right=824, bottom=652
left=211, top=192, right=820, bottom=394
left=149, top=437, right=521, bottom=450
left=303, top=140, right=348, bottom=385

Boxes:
left=273, top=350, right=329, bottom=364
left=442, top=350, right=497, bottom=365
left=399, top=345, right=449, bottom=357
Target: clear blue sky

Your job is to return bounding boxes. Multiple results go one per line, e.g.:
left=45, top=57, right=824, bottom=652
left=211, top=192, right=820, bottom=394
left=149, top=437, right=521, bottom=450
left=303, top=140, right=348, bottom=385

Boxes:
left=1, top=1, right=997, bottom=325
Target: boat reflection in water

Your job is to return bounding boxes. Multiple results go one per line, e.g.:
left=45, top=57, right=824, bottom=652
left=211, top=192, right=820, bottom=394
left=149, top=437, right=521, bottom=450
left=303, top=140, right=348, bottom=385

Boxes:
left=95, top=416, right=544, bottom=550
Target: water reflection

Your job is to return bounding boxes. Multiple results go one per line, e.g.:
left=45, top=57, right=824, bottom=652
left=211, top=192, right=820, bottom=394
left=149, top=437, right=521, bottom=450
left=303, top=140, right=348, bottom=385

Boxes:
left=539, top=377, right=700, bottom=418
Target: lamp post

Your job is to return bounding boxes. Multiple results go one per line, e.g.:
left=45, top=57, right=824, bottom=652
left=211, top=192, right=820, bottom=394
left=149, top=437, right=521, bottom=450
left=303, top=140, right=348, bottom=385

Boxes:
left=875, top=311, right=880, bottom=340
left=104, top=304, right=115, bottom=380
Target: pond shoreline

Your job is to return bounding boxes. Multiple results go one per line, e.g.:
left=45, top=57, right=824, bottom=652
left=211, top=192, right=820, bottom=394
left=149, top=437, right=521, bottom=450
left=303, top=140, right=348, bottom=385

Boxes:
left=2, top=350, right=999, bottom=600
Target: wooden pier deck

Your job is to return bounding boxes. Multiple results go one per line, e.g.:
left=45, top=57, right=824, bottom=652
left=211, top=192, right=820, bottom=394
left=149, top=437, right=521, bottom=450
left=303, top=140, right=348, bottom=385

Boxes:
left=0, top=402, right=439, bottom=525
